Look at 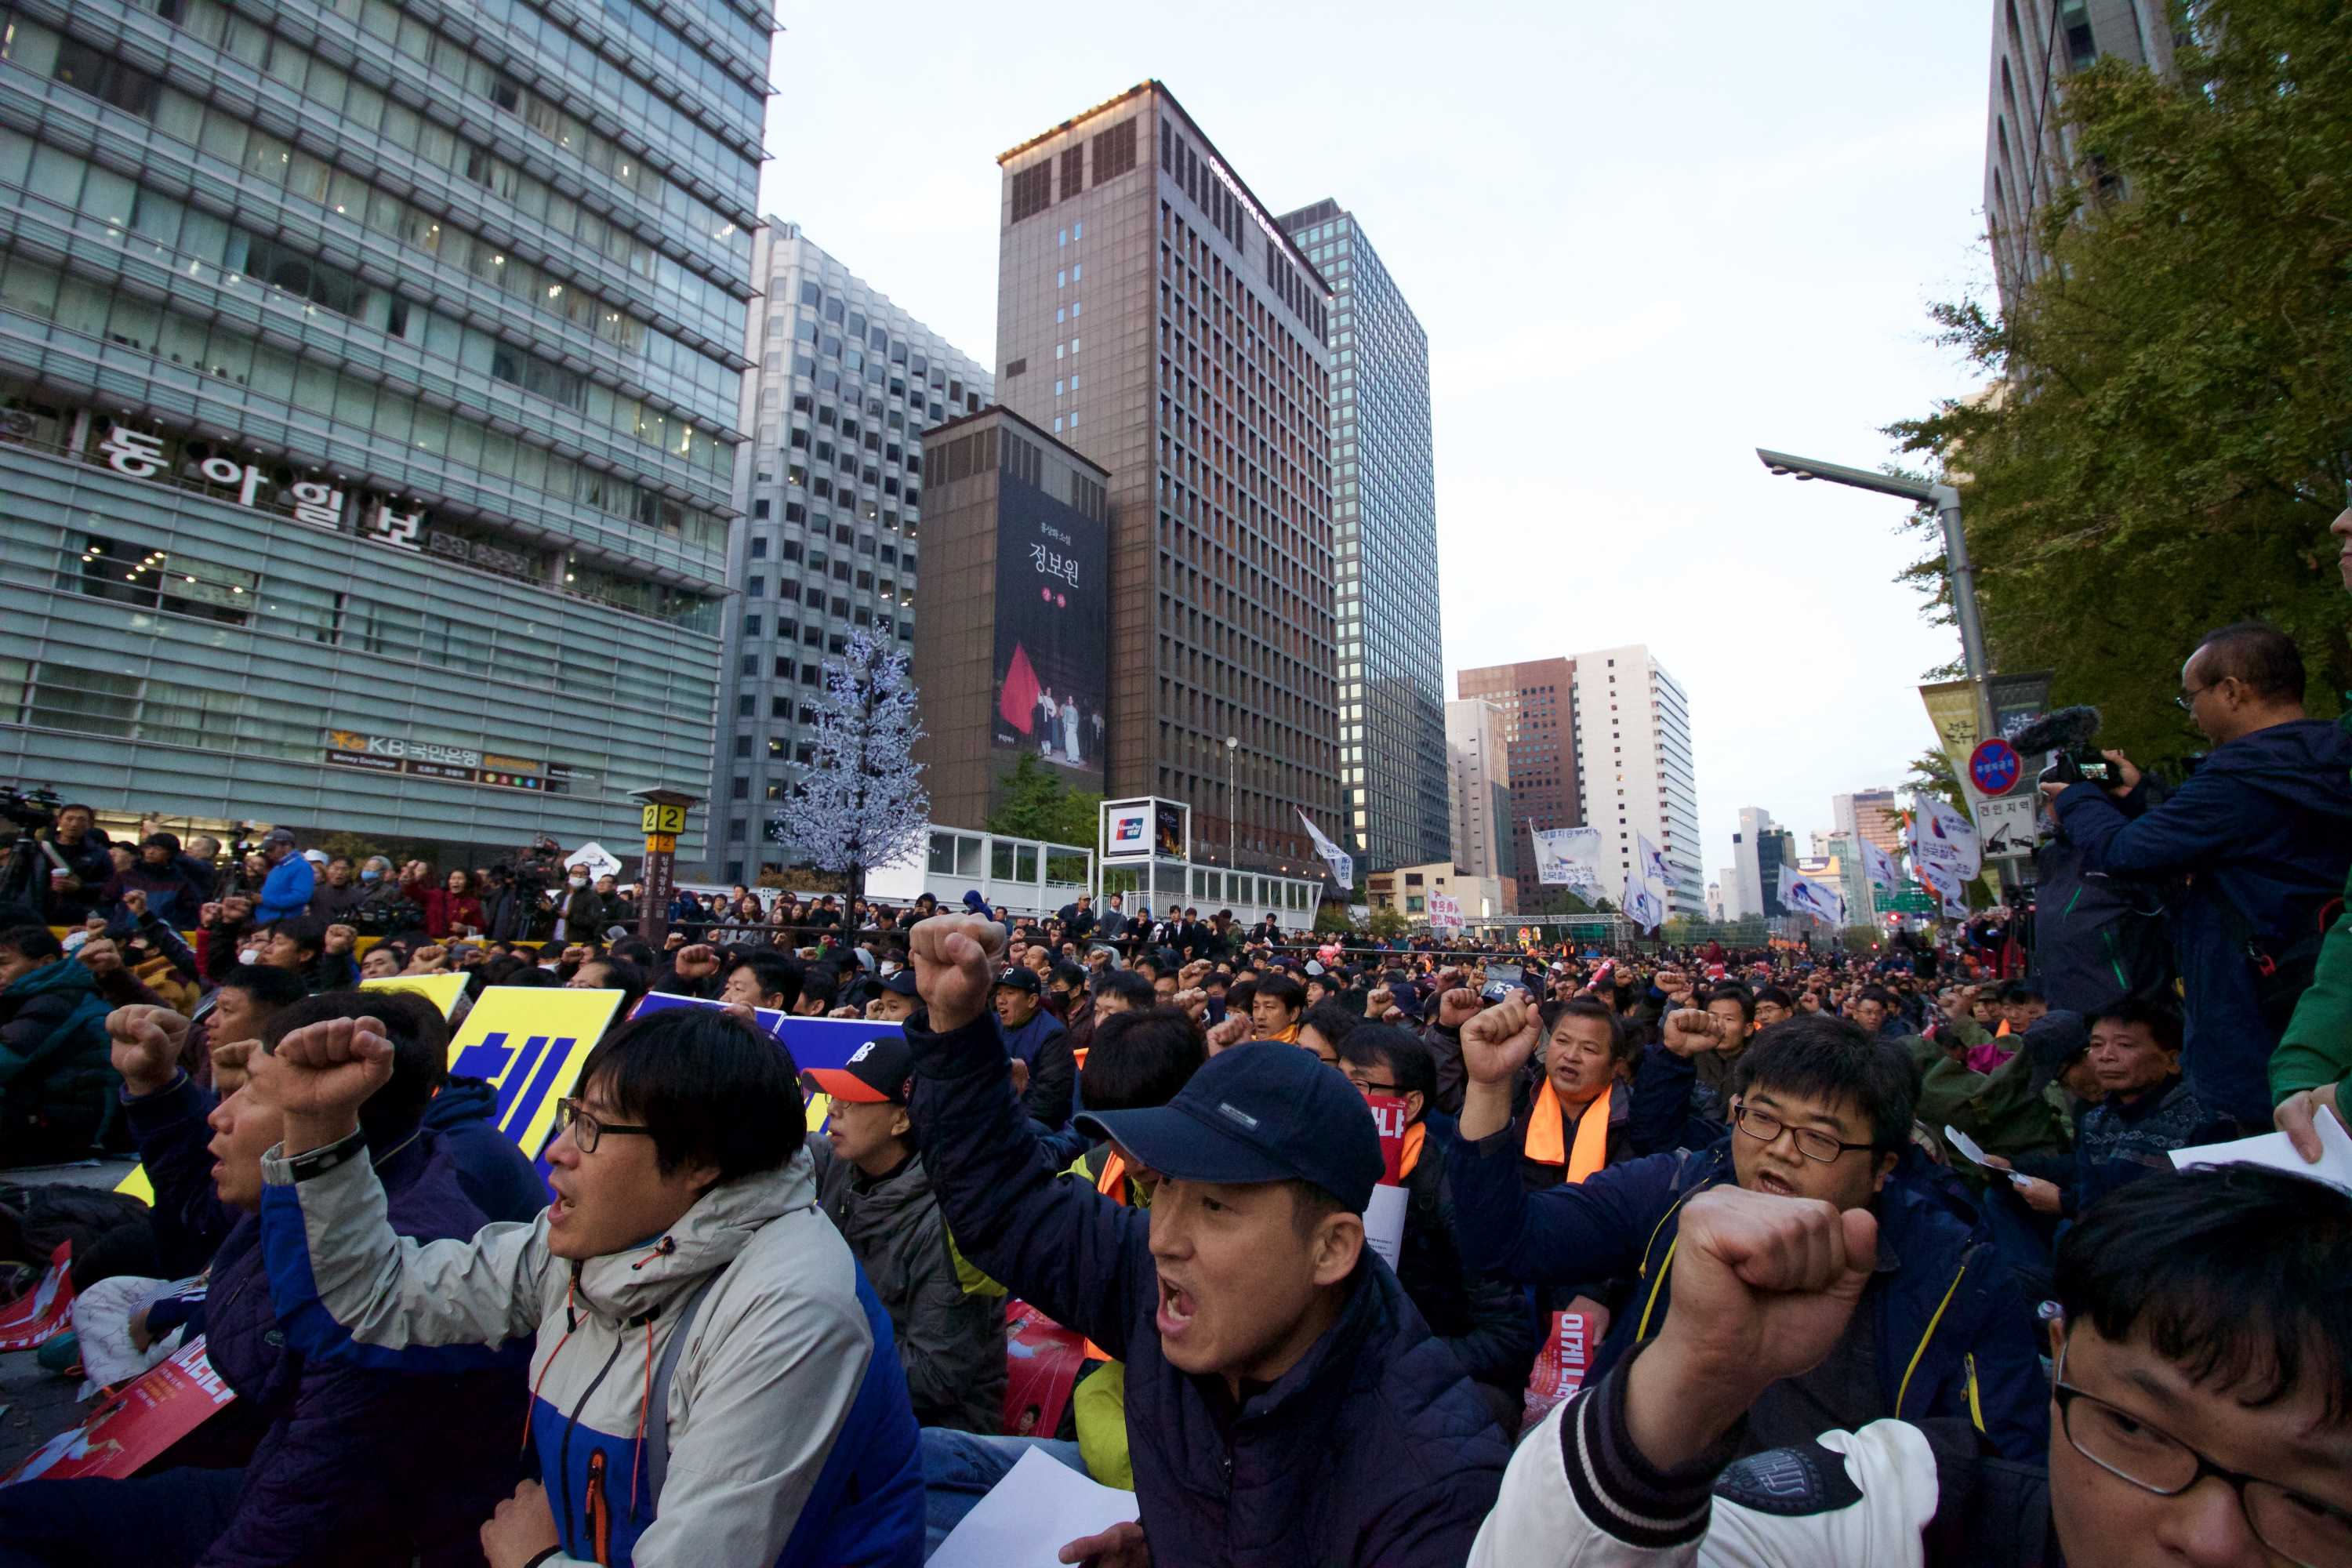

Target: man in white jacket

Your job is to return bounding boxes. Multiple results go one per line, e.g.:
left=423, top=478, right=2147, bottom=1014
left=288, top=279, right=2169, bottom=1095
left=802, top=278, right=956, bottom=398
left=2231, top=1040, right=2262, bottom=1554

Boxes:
left=1471, top=1162, right=2352, bottom=1568
left=246, top=1004, right=925, bottom=1568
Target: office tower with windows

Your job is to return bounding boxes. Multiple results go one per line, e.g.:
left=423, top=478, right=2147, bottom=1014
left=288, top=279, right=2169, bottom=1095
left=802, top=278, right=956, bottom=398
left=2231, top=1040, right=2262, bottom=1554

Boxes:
left=993, top=82, right=1342, bottom=878
left=0, top=0, right=770, bottom=860
left=1457, top=656, right=1579, bottom=911
left=710, top=221, right=989, bottom=880
left=1569, top=644, right=1700, bottom=913
left=1832, top=787, right=1904, bottom=860
left=1444, top=697, right=1512, bottom=895
left=1278, top=198, right=1446, bottom=873
left=1985, top=0, right=2179, bottom=308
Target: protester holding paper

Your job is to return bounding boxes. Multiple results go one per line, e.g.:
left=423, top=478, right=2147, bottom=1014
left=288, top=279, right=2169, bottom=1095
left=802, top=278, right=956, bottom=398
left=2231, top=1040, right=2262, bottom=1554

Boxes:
left=900, top=912, right=1509, bottom=1566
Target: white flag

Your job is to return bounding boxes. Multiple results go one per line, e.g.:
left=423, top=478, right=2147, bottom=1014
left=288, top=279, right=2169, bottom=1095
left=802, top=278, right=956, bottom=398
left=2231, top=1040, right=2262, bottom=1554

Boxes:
left=1911, top=793, right=1982, bottom=880
left=1860, top=837, right=1900, bottom=892
left=1638, top=831, right=1671, bottom=891
left=1778, top=865, right=1846, bottom=927
left=1530, top=825, right=1605, bottom=890
left=1298, top=811, right=1354, bottom=891
left=1621, top=869, right=1664, bottom=932
left=1916, top=855, right=1972, bottom=917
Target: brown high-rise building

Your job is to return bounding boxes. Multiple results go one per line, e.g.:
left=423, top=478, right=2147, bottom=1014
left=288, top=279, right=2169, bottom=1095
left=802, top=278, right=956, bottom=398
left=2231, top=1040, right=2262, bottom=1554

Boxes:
left=992, top=82, right=1341, bottom=877
left=1457, top=658, right=1582, bottom=911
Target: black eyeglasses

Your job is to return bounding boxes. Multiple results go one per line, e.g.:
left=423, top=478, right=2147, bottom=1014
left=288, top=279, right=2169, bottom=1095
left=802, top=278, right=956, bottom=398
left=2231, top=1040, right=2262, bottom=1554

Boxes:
left=1731, top=1103, right=1878, bottom=1163
left=2055, top=1341, right=2352, bottom=1567
left=2175, top=685, right=2212, bottom=711
left=556, top=1098, right=652, bottom=1155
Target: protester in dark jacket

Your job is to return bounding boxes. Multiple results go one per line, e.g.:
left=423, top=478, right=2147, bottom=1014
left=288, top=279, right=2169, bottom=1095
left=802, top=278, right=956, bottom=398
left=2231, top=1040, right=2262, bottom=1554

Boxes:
left=2049, top=622, right=2352, bottom=1125
left=38, top=804, right=114, bottom=926
left=993, top=966, right=1076, bottom=1128
left=0, top=926, right=115, bottom=1166
left=421, top=1073, right=554, bottom=1221
left=1449, top=1003, right=2049, bottom=1463
left=0, top=992, right=533, bottom=1567
left=804, top=1037, right=1004, bottom=1434
left=96, top=833, right=214, bottom=930
left=1335, top=1025, right=1540, bottom=1429
left=903, top=915, right=1508, bottom=1567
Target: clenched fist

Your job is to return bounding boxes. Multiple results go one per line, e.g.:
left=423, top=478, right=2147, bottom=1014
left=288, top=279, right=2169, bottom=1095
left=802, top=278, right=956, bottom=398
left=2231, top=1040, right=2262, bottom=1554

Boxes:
left=673, top=943, right=721, bottom=980
left=1436, top=987, right=1482, bottom=1030
left=108, top=1004, right=189, bottom=1097
left=1459, top=993, right=1542, bottom=1087
left=908, top=915, right=1007, bottom=1034
left=245, top=1014, right=393, bottom=1152
left=1660, top=1007, right=1726, bottom=1058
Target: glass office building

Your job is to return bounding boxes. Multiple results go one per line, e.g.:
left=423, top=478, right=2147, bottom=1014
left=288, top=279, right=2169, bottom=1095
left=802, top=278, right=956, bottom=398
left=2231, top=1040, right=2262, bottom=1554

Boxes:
left=0, top=0, right=768, bottom=858
left=706, top=220, right=989, bottom=882
left=1279, top=199, right=1447, bottom=873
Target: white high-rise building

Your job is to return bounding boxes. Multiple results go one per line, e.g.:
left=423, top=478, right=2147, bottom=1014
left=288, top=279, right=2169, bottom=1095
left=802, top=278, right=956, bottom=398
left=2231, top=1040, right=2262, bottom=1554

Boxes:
left=1569, top=644, right=1701, bottom=914
left=1733, top=808, right=1775, bottom=920
left=1716, top=866, right=1742, bottom=920
left=1706, top=881, right=1725, bottom=922
left=1446, top=699, right=1513, bottom=887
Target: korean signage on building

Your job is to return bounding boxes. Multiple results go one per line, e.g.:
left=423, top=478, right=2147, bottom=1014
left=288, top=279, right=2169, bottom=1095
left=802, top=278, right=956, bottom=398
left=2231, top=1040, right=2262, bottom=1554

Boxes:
left=322, top=729, right=590, bottom=795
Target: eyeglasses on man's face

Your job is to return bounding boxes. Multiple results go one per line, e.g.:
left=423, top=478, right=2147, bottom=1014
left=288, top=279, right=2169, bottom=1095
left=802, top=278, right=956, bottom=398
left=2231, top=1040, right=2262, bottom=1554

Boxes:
left=555, top=1098, right=652, bottom=1155
left=1730, top=1102, right=1877, bottom=1163
left=2054, top=1340, right=2352, bottom=1567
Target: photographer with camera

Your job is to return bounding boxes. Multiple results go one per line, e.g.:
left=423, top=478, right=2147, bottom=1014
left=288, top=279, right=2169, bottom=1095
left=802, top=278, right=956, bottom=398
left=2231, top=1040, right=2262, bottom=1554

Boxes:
left=2043, top=621, right=2352, bottom=1127
left=2, top=795, right=116, bottom=926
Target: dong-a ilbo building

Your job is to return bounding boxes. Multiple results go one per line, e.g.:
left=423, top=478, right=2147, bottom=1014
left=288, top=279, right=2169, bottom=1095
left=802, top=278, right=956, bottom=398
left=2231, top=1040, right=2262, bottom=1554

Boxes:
left=0, top=0, right=770, bottom=858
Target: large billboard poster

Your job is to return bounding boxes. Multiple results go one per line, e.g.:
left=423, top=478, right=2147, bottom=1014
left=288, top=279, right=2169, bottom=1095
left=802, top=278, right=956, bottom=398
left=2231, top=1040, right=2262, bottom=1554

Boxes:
left=991, top=473, right=1108, bottom=794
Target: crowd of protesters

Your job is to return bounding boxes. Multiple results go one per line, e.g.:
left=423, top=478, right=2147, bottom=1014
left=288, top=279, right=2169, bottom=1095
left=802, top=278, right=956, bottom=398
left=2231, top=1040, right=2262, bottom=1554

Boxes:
left=2, top=597, right=2351, bottom=1562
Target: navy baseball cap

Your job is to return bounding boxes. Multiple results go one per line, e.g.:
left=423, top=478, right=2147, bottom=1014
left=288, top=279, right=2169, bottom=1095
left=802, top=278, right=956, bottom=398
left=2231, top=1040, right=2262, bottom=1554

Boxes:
left=882, top=967, right=920, bottom=997
left=1075, top=1043, right=1382, bottom=1214
left=993, top=965, right=1041, bottom=994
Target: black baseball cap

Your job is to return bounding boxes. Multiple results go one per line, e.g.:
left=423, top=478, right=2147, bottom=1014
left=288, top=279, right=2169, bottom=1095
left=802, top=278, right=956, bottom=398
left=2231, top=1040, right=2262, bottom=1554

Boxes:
left=1076, top=1042, right=1382, bottom=1214
left=801, top=1036, right=913, bottom=1105
left=993, top=966, right=1041, bottom=994
left=882, top=967, right=920, bottom=997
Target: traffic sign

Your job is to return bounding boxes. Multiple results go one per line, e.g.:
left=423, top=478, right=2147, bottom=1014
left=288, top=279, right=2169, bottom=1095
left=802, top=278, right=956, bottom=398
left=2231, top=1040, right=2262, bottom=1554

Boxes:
left=1973, top=793, right=2040, bottom=859
left=1969, top=738, right=2024, bottom=797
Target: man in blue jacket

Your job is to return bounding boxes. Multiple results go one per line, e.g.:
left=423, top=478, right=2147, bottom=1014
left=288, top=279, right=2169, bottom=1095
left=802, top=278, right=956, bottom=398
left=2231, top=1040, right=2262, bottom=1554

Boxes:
left=2048, top=620, right=2352, bottom=1126
left=1449, top=1000, right=2049, bottom=1463
left=252, top=828, right=317, bottom=924
left=902, top=913, right=1510, bottom=1567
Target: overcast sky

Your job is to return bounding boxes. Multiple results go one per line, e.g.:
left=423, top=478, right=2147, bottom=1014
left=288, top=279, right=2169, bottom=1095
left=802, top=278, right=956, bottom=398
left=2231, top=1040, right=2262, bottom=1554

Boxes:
left=758, top=1, right=1995, bottom=883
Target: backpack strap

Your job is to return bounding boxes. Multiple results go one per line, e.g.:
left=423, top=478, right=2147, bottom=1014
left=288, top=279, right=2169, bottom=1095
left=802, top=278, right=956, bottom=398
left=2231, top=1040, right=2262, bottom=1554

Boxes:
left=644, top=1266, right=726, bottom=1509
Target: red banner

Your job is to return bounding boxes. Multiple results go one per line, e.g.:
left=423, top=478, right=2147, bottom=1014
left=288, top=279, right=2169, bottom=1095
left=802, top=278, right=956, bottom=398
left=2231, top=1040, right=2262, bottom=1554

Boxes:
left=0, top=1242, right=73, bottom=1351
left=1522, top=1308, right=1601, bottom=1432
left=2, top=1336, right=238, bottom=1485
left=1002, top=1299, right=1090, bottom=1439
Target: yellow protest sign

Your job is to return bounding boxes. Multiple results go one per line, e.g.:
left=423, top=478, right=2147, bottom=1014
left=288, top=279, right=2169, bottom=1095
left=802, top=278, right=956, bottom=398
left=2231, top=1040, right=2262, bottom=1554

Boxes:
left=445, top=986, right=624, bottom=1167
left=361, top=971, right=470, bottom=1018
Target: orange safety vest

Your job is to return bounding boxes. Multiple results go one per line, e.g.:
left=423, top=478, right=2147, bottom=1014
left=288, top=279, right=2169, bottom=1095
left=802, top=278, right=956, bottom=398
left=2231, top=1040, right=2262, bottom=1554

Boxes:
left=1080, top=1151, right=1133, bottom=1362
left=1397, top=1122, right=1427, bottom=1181
left=1523, top=1080, right=1613, bottom=1185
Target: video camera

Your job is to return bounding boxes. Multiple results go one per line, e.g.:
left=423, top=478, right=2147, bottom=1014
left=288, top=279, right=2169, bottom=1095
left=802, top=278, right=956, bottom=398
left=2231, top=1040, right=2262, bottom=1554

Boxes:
left=2013, top=706, right=2113, bottom=788
left=0, top=785, right=60, bottom=834
left=490, top=833, right=565, bottom=896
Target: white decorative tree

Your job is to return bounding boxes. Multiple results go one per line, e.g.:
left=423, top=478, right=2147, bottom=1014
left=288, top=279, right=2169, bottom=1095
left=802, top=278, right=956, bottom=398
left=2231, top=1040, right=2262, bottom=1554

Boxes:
left=776, top=628, right=929, bottom=902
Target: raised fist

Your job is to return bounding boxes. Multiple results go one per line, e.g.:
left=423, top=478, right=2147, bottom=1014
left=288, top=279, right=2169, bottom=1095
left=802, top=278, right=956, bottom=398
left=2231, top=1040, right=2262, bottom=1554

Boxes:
left=199, top=902, right=223, bottom=927
left=1661, top=1008, right=1725, bottom=1058
left=1460, top=993, right=1543, bottom=1087
left=324, top=924, right=357, bottom=955
left=908, top=914, right=1007, bottom=1034
left=107, top=1004, right=189, bottom=1096
left=249, top=1013, right=394, bottom=1129
left=77, top=937, right=123, bottom=978
left=1436, top=987, right=1482, bottom=1030
left=673, top=943, right=720, bottom=979
left=1205, top=1014, right=1251, bottom=1054
left=122, top=887, right=149, bottom=919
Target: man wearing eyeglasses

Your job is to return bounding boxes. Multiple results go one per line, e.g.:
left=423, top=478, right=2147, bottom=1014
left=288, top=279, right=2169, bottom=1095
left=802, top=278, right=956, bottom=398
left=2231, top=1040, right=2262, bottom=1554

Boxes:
left=2044, top=620, right=2352, bottom=1129
left=1450, top=1007, right=2049, bottom=1463
left=1468, top=1163, right=2352, bottom=1568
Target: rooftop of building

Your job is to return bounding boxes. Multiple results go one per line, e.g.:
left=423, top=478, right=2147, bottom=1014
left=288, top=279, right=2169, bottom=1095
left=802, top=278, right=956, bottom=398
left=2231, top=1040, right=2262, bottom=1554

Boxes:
left=920, top=402, right=1110, bottom=480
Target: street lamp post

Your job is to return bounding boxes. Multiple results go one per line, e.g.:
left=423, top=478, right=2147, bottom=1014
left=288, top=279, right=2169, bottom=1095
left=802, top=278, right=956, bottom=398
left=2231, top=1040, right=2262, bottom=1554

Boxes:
left=1225, top=735, right=1240, bottom=870
left=1755, top=447, right=1991, bottom=711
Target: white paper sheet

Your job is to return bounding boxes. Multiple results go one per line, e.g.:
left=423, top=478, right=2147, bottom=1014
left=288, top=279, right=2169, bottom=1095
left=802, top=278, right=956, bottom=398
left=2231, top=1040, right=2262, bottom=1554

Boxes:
left=930, top=1445, right=1140, bottom=1568
left=2168, top=1106, right=2352, bottom=1195
left=1363, top=1183, right=1408, bottom=1269
left=1942, top=1124, right=2033, bottom=1188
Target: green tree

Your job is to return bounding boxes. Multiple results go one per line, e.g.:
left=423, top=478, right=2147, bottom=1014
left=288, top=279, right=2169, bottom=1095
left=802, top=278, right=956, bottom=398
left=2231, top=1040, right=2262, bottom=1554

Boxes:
left=1367, top=905, right=1407, bottom=940
left=985, top=754, right=1103, bottom=848
left=1889, top=0, right=2352, bottom=779
left=1900, top=750, right=1967, bottom=818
